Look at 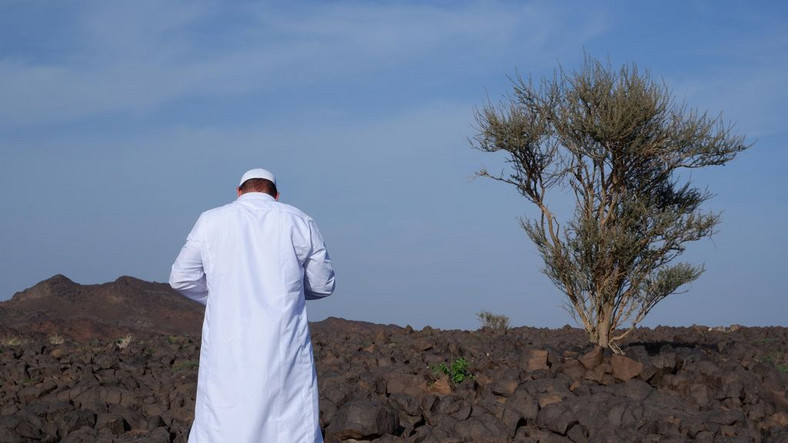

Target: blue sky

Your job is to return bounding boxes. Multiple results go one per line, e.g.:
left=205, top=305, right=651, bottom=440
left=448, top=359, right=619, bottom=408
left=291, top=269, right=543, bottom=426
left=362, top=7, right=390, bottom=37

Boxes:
left=1, top=1, right=785, bottom=330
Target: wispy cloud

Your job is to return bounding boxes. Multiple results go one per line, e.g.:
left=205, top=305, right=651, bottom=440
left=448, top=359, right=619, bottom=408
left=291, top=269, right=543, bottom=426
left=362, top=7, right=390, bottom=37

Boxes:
left=658, top=8, right=788, bottom=138
left=0, top=1, right=603, bottom=127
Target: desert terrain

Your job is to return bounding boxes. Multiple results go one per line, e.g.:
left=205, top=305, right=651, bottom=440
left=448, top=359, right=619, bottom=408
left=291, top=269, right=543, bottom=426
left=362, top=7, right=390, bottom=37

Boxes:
left=0, top=275, right=786, bottom=442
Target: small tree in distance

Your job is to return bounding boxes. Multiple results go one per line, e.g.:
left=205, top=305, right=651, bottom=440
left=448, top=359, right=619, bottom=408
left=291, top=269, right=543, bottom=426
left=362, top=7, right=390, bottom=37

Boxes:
left=472, top=55, right=750, bottom=353
left=477, top=310, right=510, bottom=331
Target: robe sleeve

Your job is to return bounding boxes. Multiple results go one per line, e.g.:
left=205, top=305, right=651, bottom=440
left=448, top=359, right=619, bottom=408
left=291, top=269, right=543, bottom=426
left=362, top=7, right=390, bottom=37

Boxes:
left=303, top=218, right=335, bottom=300
left=169, top=215, right=209, bottom=305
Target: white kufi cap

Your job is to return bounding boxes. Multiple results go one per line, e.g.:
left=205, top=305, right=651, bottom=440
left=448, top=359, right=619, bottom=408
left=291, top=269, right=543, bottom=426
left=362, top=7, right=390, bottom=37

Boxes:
left=239, top=168, right=277, bottom=187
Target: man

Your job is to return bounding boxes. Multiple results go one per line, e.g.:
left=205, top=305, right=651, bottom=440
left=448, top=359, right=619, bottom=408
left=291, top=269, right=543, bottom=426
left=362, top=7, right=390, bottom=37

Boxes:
left=169, top=168, right=335, bottom=443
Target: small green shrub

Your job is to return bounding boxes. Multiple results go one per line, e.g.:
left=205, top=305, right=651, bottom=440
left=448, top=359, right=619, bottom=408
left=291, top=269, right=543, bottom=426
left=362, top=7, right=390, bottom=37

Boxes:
left=432, top=357, right=473, bottom=384
left=48, top=334, right=65, bottom=345
left=476, top=310, right=510, bottom=330
left=172, top=359, right=200, bottom=372
left=115, top=334, right=133, bottom=350
left=0, top=336, right=26, bottom=346
left=756, top=351, right=787, bottom=373
left=168, top=335, right=185, bottom=344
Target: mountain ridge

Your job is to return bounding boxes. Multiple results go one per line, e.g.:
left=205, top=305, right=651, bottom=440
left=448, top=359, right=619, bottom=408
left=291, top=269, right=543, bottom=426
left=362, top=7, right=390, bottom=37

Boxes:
left=0, top=274, right=204, bottom=340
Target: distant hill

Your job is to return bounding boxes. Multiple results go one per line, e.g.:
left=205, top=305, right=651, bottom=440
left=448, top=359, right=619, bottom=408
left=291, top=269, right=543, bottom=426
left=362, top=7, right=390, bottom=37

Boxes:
left=0, top=275, right=204, bottom=341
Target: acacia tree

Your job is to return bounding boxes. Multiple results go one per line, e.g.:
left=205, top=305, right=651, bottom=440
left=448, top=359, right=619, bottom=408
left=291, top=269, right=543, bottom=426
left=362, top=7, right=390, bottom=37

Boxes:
left=472, top=56, right=749, bottom=353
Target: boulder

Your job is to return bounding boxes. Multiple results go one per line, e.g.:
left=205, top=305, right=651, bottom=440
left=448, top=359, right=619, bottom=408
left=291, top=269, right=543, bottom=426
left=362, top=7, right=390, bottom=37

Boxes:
left=577, top=347, right=603, bottom=370
left=536, top=402, right=576, bottom=435
left=611, top=354, right=643, bottom=382
left=521, top=349, right=549, bottom=372
left=325, top=399, right=398, bottom=440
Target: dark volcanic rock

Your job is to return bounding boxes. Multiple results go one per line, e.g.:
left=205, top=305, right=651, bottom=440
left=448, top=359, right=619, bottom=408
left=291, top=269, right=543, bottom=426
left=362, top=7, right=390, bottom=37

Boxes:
left=0, top=277, right=785, bottom=443
left=0, top=275, right=204, bottom=341
left=326, top=399, right=398, bottom=441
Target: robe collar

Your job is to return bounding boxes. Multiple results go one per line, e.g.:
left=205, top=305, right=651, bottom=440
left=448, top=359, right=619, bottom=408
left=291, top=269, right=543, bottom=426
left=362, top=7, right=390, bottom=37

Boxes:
left=238, top=192, right=276, bottom=202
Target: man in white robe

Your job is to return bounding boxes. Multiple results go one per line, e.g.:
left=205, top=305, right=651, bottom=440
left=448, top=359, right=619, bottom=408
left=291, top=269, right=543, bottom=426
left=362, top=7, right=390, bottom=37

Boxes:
left=169, top=168, right=335, bottom=443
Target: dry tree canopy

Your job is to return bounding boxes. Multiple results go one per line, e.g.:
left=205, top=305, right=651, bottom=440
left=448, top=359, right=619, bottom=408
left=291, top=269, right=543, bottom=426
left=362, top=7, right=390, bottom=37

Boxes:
left=472, top=55, right=750, bottom=353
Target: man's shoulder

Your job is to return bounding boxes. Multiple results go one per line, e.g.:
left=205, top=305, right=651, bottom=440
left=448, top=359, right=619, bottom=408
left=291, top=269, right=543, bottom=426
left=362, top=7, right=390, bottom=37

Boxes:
left=275, top=202, right=313, bottom=222
left=196, top=201, right=237, bottom=222
left=205, top=201, right=237, bottom=215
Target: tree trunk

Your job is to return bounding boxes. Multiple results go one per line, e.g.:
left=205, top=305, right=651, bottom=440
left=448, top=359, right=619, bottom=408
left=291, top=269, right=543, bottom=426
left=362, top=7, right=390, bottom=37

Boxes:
left=596, top=320, right=610, bottom=349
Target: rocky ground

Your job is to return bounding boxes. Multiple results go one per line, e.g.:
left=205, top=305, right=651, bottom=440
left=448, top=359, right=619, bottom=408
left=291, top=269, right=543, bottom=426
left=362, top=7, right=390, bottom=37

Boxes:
left=0, top=318, right=786, bottom=442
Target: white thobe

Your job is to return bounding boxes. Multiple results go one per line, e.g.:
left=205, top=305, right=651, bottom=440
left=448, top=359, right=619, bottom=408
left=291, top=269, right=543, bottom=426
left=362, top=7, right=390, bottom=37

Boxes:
left=169, top=192, right=335, bottom=443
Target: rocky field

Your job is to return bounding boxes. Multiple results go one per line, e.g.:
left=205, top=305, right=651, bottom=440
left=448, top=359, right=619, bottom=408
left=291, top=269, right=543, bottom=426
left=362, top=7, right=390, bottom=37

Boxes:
left=1, top=318, right=786, bottom=442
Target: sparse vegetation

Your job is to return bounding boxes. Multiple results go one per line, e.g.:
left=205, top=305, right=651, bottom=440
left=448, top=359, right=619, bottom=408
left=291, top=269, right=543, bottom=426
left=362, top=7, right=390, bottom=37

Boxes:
left=0, top=336, right=27, bottom=346
left=48, top=334, right=65, bottom=345
left=432, top=357, right=473, bottom=384
left=476, top=310, right=510, bottom=330
left=755, top=348, right=787, bottom=373
left=115, top=334, right=133, bottom=350
left=172, top=359, right=199, bottom=372
left=472, top=54, right=750, bottom=353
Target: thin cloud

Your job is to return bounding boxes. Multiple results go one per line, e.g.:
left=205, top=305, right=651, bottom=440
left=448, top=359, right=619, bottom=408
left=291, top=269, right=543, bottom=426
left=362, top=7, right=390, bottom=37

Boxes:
left=668, top=28, right=787, bottom=138
left=0, top=1, right=602, bottom=127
